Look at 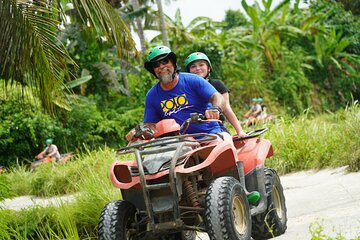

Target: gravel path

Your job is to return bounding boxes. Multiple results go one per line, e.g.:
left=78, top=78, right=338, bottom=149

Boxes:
left=0, top=194, right=77, bottom=210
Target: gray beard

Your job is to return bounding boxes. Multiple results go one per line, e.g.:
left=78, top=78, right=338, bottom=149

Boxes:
left=158, top=72, right=173, bottom=84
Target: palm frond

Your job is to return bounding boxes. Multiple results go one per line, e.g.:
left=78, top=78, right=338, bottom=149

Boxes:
left=0, top=0, right=76, bottom=112
left=0, top=0, right=139, bottom=112
left=93, top=62, right=130, bottom=96
left=72, top=0, right=138, bottom=59
left=64, top=75, right=92, bottom=89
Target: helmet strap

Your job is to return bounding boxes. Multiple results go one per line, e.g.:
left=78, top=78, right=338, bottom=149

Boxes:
left=172, top=65, right=180, bottom=79
left=205, top=71, right=210, bottom=79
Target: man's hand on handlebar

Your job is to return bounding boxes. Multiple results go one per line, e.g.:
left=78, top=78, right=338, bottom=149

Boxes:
left=126, top=123, right=155, bottom=142
left=237, top=130, right=248, bottom=138
left=205, top=106, right=224, bottom=121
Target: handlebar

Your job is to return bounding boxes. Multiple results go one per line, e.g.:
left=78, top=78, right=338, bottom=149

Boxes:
left=180, top=113, right=221, bottom=134
left=233, top=128, right=269, bottom=142
left=118, top=114, right=268, bottom=153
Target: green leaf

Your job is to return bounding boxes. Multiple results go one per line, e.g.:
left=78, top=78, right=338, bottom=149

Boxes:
left=329, top=56, right=342, bottom=70
left=64, top=75, right=93, bottom=89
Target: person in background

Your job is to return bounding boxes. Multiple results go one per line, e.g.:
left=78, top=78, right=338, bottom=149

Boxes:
left=244, top=98, right=262, bottom=126
left=185, top=52, right=246, bottom=137
left=36, top=138, right=61, bottom=161
left=256, top=98, right=268, bottom=123
left=142, top=46, right=226, bottom=137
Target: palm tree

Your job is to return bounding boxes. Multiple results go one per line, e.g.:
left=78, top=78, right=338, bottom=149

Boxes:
left=118, top=0, right=149, bottom=55
left=240, top=0, right=293, bottom=70
left=138, top=0, right=180, bottom=48
left=0, top=0, right=137, bottom=112
left=149, top=9, right=218, bottom=49
left=131, top=0, right=147, bottom=54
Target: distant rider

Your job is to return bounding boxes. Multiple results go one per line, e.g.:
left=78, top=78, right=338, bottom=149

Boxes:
left=244, top=98, right=262, bottom=126
left=36, top=138, right=61, bottom=161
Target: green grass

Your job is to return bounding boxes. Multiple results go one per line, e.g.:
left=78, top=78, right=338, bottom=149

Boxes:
left=0, top=175, right=16, bottom=201
left=265, top=102, right=360, bottom=174
left=3, top=147, right=120, bottom=197
left=0, top=104, right=359, bottom=239
left=0, top=147, right=123, bottom=239
left=309, top=221, right=360, bottom=240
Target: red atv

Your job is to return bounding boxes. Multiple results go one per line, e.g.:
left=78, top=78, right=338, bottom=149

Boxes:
left=30, top=152, right=74, bottom=171
left=98, top=113, right=287, bottom=240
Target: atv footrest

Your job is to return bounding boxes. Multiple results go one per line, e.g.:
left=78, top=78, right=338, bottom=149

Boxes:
left=152, top=219, right=184, bottom=232
left=146, top=182, right=170, bottom=190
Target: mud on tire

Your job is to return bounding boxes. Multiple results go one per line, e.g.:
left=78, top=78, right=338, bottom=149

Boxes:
left=98, top=200, right=137, bottom=240
left=251, top=168, right=287, bottom=239
left=205, top=176, right=251, bottom=240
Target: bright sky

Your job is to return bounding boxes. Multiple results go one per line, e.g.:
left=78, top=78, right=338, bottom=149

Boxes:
left=161, top=0, right=308, bottom=25
left=162, top=0, right=245, bottom=25
left=139, top=0, right=245, bottom=48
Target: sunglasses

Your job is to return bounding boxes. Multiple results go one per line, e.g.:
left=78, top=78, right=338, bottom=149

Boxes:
left=152, top=58, right=170, bottom=68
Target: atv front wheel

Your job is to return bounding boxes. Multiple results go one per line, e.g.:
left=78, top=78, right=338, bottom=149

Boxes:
left=205, top=177, right=251, bottom=240
left=98, top=200, right=137, bottom=240
left=251, top=168, right=287, bottom=239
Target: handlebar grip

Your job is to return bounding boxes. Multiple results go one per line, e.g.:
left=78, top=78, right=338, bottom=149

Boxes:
left=233, top=128, right=269, bottom=142
left=219, top=113, right=225, bottom=121
left=207, top=106, right=225, bottom=121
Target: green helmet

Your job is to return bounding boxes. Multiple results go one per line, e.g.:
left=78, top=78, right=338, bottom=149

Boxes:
left=257, top=98, right=264, bottom=103
left=184, top=52, right=212, bottom=72
left=45, top=138, right=53, bottom=145
left=144, top=46, right=177, bottom=76
left=252, top=98, right=258, bottom=102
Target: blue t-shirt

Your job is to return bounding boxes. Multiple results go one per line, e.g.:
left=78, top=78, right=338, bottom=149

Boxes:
left=144, top=72, right=222, bottom=134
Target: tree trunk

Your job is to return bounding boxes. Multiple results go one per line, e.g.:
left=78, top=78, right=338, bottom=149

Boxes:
left=123, top=75, right=130, bottom=93
left=131, top=0, right=147, bottom=56
left=156, top=0, right=170, bottom=47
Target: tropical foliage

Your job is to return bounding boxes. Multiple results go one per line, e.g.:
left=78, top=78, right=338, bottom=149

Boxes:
left=0, top=0, right=137, bottom=112
left=0, top=1, right=359, bottom=239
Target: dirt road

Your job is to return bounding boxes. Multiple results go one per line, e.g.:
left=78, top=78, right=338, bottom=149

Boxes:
left=1, top=167, right=360, bottom=239
left=273, top=166, right=360, bottom=239
left=197, top=166, right=360, bottom=240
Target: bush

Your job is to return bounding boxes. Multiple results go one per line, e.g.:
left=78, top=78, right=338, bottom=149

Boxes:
left=0, top=92, right=70, bottom=167
left=0, top=87, right=144, bottom=167
left=270, top=47, right=312, bottom=115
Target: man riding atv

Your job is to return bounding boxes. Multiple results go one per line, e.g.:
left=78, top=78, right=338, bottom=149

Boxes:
left=36, top=138, right=61, bottom=161
left=31, top=138, right=72, bottom=170
left=98, top=46, right=288, bottom=240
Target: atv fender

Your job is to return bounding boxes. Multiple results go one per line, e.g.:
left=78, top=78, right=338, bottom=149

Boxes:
left=177, top=140, right=238, bottom=175
left=109, top=161, right=142, bottom=189
left=237, top=138, right=273, bottom=174
left=110, top=159, right=188, bottom=189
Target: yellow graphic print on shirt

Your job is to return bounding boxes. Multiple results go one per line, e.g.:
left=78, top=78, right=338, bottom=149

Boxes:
left=160, top=94, right=189, bottom=116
